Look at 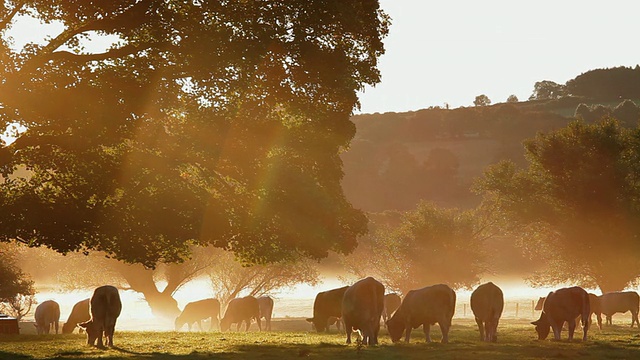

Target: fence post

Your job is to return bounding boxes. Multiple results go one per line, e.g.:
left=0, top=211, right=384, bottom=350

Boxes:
left=463, top=303, right=466, bottom=317
left=531, top=300, right=534, bottom=318
left=515, top=303, right=519, bottom=318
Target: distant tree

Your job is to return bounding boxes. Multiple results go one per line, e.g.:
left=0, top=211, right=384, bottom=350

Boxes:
left=574, top=103, right=591, bottom=120
left=566, top=66, right=640, bottom=100
left=474, top=94, right=491, bottom=107
left=0, top=245, right=36, bottom=319
left=475, top=119, right=640, bottom=293
left=205, top=247, right=319, bottom=309
left=506, top=95, right=519, bottom=103
left=612, top=100, right=640, bottom=127
left=342, top=202, right=492, bottom=294
left=529, top=80, right=566, bottom=100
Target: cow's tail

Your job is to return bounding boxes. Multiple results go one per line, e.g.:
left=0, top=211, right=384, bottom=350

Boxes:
left=581, top=292, right=590, bottom=329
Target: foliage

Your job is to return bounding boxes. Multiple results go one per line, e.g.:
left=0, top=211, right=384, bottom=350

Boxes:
left=0, top=293, right=36, bottom=321
left=528, top=80, right=566, bottom=100
left=205, top=247, right=318, bottom=308
left=342, top=202, right=493, bottom=294
left=0, top=244, right=35, bottom=305
left=566, top=65, right=640, bottom=100
left=474, top=119, right=640, bottom=292
left=506, top=94, right=519, bottom=103
left=0, top=1, right=388, bottom=267
left=474, top=94, right=491, bottom=107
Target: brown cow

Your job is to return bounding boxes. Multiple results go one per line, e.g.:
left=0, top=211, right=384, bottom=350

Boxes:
left=34, top=300, right=60, bottom=335
left=342, top=277, right=385, bottom=345
left=306, top=286, right=349, bottom=333
left=257, top=296, right=274, bottom=331
left=386, top=284, right=456, bottom=344
left=62, top=298, right=90, bottom=334
left=78, top=285, right=122, bottom=347
left=175, top=298, right=221, bottom=331
left=470, top=282, right=504, bottom=342
left=382, top=293, right=402, bottom=323
left=531, top=286, right=589, bottom=341
left=537, top=293, right=601, bottom=330
left=597, top=291, right=639, bottom=328
left=220, top=296, right=261, bottom=331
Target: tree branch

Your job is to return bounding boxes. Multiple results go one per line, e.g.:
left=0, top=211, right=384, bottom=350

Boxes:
left=0, top=1, right=24, bottom=32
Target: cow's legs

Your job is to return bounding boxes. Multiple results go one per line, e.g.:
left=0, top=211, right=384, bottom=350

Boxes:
left=631, top=311, right=639, bottom=327
left=344, top=320, right=352, bottom=344
left=551, top=322, right=562, bottom=341
left=596, top=312, right=603, bottom=329
left=245, top=319, right=251, bottom=331
left=606, top=315, right=612, bottom=326
left=475, top=318, right=484, bottom=341
left=256, top=317, right=262, bottom=331
left=54, top=321, right=59, bottom=334
left=423, top=324, right=431, bottom=343
left=439, top=320, right=450, bottom=344
left=211, top=316, right=219, bottom=331
left=96, top=327, right=105, bottom=348
left=567, top=319, right=576, bottom=341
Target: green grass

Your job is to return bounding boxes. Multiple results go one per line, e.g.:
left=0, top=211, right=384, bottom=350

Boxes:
left=1, top=319, right=639, bottom=360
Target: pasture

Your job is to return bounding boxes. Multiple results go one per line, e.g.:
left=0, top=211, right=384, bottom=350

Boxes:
left=1, top=318, right=639, bottom=360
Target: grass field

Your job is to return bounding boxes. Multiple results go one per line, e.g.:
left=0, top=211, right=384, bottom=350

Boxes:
left=1, top=318, right=639, bottom=360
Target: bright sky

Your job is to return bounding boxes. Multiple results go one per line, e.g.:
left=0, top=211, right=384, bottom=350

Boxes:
left=357, top=0, right=640, bottom=114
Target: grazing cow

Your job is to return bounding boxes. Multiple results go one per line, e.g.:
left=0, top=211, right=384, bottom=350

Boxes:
left=386, top=284, right=456, bottom=344
left=342, top=277, right=385, bottom=345
left=306, top=286, right=349, bottom=332
left=78, top=285, right=122, bottom=347
left=257, top=296, right=274, bottom=331
left=531, top=286, right=589, bottom=341
left=597, top=291, right=639, bottom=328
left=175, top=298, right=221, bottom=331
left=62, top=299, right=90, bottom=334
left=536, top=293, right=601, bottom=330
left=34, top=300, right=61, bottom=335
left=220, top=296, right=261, bottom=331
left=470, top=282, right=504, bottom=342
left=382, top=293, right=402, bottom=323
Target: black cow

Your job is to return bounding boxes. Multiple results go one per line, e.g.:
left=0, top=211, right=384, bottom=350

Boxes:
left=220, top=296, right=261, bottom=331
left=306, top=286, right=349, bottom=332
left=342, top=277, right=385, bottom=345
left=597, top=291, right=639, bottom=328
left=386, top=284, right=456, bottom=344
left=34, top=300, right=60, bottom=335
left=62, top=298, right=90, bottom=334
left=257, top=296, right=274, bottom=331
left=470, top=282, right=504, bottom=342
left=531, top=286, right=589, bottom=341
left=79, top=285, right=122, bottom=347
left=175, top=298, right=221, bottom=331
left=382, top=293, right=402, bottom=323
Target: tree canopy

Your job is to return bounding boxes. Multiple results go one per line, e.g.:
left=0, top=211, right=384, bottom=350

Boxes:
left=475, top=119, right=640, bottom=293
left=0, top=1, right=389, bottom=267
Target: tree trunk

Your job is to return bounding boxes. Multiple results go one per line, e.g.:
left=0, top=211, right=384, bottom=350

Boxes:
left=115, top=264, right=181, bottom=319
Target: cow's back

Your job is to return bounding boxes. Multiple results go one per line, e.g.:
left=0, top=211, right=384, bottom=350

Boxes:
left=35, top=300, right=61, bottom=334
left=470, top=282, right=504, bottom=321
left=402, top=284, right=456, bottom=326
left=225, top=296, right=259, bottom=322
left=600, top=291, right=639, bottom=314
left=183, top=298, right=220, bottom=320
left=62, top=298, right=90, bottom=334
left=544, top=287, right=589, bottom=322
left=307, top=286, right=349, bottom=332
left=342, top=277, right=385, bottom=345
left=383, top=293, right=402, bottom=318
left=257, top=296, right=274, bottom=318
left=91, top=285, right=122, bottom=325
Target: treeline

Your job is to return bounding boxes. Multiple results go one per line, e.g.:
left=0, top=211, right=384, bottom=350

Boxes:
left=342, top=66, right=640, bottom=212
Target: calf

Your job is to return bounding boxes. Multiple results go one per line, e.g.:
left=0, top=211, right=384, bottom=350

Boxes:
left=382, top=293, right=402, bottom=323
left=79, top=285, right=122, bottom=348
left=221, top=296, right=261, bottom=331
left=306, top=286, right=349, bottom=332
left=470, top=282, right=504, bottom=342
left=175, top=298, right=221, bottom=331
left=34, top=300, right=60, bottom=335
left=62, top=298, right=90, bottom=334
left=257, top=296, right=274, bottom=331
left=531, top=286, right=589, bottom=341
left=342, top=277, right=385, bottom=345
left=597, top=291, right=639, bottom=328
left=386, top=284, right=456, bottom=344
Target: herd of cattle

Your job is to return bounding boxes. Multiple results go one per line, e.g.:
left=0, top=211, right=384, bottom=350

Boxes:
left=31, top=278, right=640, bottom=348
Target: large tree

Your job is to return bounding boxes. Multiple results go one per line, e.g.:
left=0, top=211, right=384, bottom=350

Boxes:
left=475, top=119, right=640, bottom=293
left=0, top=1, right=388, bottom=266
left=0, top=244, right=36, bottom=320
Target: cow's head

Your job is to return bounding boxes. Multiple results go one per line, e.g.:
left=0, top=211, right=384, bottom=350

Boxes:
left=61, top=322, right=76, bottom=334
left=305, top=317, right=327, bottom=332
left=174, top=316, right=186, bottom=331
left=531, top=313, right=551, bottom=340
left=386, top=315, right=404, bottom=343
left=78, top=320, right=98, bottom=346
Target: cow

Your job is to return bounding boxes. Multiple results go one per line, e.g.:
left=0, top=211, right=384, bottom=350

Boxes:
left=61, top=298, right=90, bottom=334
left=78, top=285, right=122, bottom=348
left=470, top=282, right=504, bottom=342
left=306, top=286, right=349, bottom=333
left=537, top=293, right=602, bottom=330
left=257, top=296, right=274, bottom=331
left=382, top=293, right=402, bottom=323
left=175, top=298, right=221, bottom=331
left=34, top=300, right=60, bottom=335
left=220, top=296, right=261, bottom=331
left=342, top=277, right=385, bottom=345
left=386, top=284, right=456, bottom=344
left=597, top=291, right=639, bottom=328
left=531, top=286, right=589, bottom=341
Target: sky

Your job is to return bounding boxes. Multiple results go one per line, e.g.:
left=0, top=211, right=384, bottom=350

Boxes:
left=357, top=0, right=640, bottom=114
